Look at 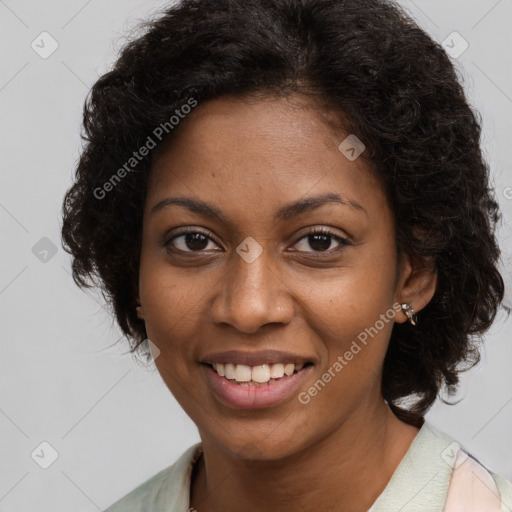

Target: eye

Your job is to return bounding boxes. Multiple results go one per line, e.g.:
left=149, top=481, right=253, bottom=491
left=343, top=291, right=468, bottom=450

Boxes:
left=292, top=228, right=352, bottom=254
left=164, top=228, right=221, bottom=253
left=164, top=227, right=352, bottom=255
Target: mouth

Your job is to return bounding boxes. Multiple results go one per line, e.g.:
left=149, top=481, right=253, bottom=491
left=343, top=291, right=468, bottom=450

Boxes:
left=203, top=361, right=314, bottom=386
left=201, top=361, right=315, bottom=409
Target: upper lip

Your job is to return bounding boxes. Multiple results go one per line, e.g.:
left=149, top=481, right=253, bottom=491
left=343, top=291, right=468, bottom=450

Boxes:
left=201, top=350, right=314, bottom=367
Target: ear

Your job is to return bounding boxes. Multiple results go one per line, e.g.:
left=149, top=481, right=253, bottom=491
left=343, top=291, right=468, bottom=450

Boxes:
left=393, top=253, right=437, bottom=324
left=135, top=297, right=145, bottom=320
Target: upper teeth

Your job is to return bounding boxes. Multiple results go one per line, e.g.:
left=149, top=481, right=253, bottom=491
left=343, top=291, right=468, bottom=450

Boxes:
left=212, top=363, right=305, bottom=383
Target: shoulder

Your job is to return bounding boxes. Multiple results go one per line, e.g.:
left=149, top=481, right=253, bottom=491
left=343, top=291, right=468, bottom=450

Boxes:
left=489, top=470, right=512, bottom=511
left=369, top=420, right=512, bottom=511
left=103, top=465, right=176, bottom=512
left=426, top=422, right=512, bottom=512
left=103, top=442, right=203, bottom=512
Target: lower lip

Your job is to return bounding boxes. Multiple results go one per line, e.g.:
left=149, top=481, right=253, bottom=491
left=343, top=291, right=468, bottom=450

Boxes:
left=201, top=364, right=314, bottom=409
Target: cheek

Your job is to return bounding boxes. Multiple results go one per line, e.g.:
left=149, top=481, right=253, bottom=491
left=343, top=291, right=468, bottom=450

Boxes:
left=140, top=268, right=206, bottom=406
left=306, top=287, right=395, bottom=366
left=296, top=257, right=397, bottom=376
left=297, top=254, right=397, bottom=332
left=138, top=263, right=205, bottom=361
left=301, top=294, right=395, bottom=414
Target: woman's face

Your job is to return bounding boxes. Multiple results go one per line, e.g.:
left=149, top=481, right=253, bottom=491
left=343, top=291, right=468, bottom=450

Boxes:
left=138, top=94, right=407, bottom=459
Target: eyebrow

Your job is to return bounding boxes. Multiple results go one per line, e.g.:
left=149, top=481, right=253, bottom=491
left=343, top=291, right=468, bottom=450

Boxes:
left=149, top=192, right=367, bottom=222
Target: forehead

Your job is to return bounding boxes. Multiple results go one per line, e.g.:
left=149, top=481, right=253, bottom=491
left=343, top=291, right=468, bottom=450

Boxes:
left=146, top=95, right=389, bottom=225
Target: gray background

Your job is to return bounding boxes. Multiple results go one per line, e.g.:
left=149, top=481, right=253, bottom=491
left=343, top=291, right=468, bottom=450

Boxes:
left=1, top=0, right=511, bottom=510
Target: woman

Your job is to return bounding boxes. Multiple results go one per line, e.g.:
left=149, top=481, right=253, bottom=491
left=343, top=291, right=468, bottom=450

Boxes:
left=60, top=0, right=512, bottom=510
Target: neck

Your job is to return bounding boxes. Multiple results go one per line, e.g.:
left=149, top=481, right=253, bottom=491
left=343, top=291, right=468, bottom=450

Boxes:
left=190, top=400, right=421, bottom=512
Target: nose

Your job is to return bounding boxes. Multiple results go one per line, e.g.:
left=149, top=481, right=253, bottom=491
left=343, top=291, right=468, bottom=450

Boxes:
left=208, top=248, right=294, bottom=334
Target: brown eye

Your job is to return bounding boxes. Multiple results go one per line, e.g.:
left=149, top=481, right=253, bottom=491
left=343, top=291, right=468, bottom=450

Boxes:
left=293, top=228, right=352, bottom=253
left=164, top=229, right=220, bottom=253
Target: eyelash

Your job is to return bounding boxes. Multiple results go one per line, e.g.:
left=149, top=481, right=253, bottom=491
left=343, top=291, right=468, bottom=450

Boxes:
left=163, top=227, right=352, bottom=256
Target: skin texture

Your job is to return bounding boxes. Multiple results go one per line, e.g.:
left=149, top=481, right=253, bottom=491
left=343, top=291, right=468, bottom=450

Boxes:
left=136, top=95, right=437, bottom=512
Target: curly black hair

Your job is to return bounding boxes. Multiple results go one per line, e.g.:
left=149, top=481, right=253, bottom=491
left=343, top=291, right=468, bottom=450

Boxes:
left=60, top=0, right=506, bottom=427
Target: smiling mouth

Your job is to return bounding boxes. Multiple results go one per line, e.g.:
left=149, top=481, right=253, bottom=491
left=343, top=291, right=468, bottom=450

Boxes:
left=204, top=362, right=314, bottom=386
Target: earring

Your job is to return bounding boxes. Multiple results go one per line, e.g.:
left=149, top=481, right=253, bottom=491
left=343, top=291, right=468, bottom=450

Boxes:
left=401, top=303, right=417, bottom=326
